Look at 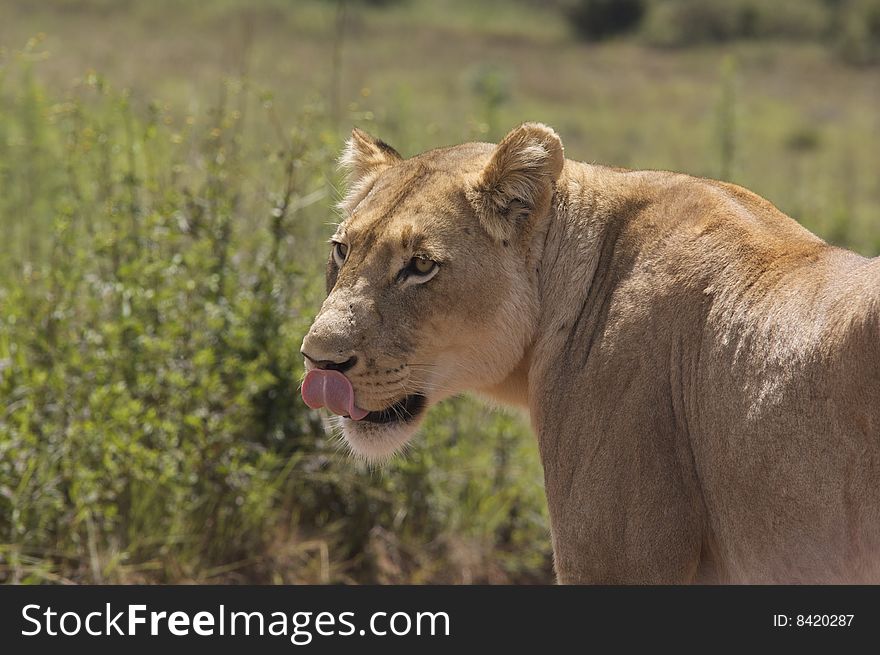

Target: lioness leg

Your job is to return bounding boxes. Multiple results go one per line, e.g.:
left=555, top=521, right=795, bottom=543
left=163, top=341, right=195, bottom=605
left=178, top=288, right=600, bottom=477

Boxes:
left=541, top=427, right=705, bottom=584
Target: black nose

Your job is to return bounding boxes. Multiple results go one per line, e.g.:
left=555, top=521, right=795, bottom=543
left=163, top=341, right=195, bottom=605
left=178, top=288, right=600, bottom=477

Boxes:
left=302, top=352, right=358, bottom=373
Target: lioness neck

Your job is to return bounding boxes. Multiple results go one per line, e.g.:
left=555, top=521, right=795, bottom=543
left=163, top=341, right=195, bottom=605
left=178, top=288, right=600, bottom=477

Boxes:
left=477, top=162, right=623, bottom=410
left=519, top=162, right=632, bottom=417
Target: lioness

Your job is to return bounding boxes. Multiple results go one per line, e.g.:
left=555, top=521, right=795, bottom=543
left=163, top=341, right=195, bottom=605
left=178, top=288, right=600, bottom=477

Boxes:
left=301, top=123, right=880, bottom=583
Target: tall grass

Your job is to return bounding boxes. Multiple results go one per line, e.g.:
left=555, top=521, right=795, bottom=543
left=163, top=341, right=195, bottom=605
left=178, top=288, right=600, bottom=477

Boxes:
left=0, top=46, right=550, bottom=584
left=715, top=55, right=737, bottom=181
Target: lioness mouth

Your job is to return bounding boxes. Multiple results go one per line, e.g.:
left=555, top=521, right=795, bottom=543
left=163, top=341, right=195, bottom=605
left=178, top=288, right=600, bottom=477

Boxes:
left=356, top=394, right=426, bottom=424
left=301, top=369, right=427, bottom=425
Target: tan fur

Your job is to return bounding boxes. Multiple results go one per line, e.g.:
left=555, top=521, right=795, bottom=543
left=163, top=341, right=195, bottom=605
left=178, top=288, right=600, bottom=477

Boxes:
left=302, top=124, right=880, bottom=583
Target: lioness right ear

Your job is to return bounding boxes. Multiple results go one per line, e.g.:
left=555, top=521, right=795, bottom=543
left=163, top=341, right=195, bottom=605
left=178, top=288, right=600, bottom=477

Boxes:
left=338, top=128, right=403, bottom=212
left=468, top=122, right=564, bottom=243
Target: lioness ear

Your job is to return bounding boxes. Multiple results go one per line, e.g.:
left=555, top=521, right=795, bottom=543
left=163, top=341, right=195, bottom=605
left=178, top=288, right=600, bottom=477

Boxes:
left=468, top=122, right=564, bottom=242
left=338, top=128, right=402, bottom=212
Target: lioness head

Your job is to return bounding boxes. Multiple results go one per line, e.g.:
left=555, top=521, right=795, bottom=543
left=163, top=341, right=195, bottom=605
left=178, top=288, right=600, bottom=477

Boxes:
left=301, top=123, right=564, bottom=461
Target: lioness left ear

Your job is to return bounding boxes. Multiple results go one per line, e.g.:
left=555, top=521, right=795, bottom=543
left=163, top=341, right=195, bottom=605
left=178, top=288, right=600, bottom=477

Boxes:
left=468, top=122, right=564, bottom=243
left=338, top=128, right=403, bottom=212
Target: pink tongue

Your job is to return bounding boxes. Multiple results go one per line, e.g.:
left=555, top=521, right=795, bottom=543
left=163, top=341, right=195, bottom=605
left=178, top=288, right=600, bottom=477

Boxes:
left=301, top=369, right=369, bottom=421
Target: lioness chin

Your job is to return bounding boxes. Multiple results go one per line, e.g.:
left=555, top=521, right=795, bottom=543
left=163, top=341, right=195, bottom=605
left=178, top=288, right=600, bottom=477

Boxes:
left=301, top=123, right=880, bottom=584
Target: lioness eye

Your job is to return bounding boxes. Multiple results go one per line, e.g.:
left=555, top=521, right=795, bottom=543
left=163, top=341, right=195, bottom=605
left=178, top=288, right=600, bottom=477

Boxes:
left=332, top=242, right=348, bottom=267
left=407, top=256, right=438, bottom=280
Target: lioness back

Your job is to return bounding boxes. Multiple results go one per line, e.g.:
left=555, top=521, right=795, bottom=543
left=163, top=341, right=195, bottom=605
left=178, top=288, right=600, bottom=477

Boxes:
left=538, top=162, right=880, bottom=582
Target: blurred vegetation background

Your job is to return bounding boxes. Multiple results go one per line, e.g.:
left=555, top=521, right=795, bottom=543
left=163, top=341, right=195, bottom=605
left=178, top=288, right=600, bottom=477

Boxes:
left=0, top=0, right=878, bottom=584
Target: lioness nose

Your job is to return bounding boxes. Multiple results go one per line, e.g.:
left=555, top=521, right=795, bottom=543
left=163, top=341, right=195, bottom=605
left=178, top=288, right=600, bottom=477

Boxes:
left=301, top=351, right=358, bottom=374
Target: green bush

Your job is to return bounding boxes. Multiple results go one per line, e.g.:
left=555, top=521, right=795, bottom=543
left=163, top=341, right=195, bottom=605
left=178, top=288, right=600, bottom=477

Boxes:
left=567, top=0, right=646, bottom=41
left=834, top=0, right=880, bottom=65
left=642, top=0, right=830, bottom=47
left=0, top=53, right=326, bottom=581
left=639, top=0, right=880, bottom=60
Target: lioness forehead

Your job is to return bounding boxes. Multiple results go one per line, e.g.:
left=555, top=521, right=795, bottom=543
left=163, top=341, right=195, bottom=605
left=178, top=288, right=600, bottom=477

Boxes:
left=339, top=144, right=492, bottom=250
left=341, top=209, right=455, bottom=263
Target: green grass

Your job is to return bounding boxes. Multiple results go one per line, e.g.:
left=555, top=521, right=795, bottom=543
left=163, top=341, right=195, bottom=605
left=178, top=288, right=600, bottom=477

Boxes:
left=0, top=0, right=878, bottom=584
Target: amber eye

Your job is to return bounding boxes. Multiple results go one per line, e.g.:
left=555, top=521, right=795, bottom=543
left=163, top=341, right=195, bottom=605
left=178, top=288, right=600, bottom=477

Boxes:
left=406, top=256, right=438, bottom=281
left=332, top=242, right=348, bottom=267
left=412, top=257, right=434, bottom=274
